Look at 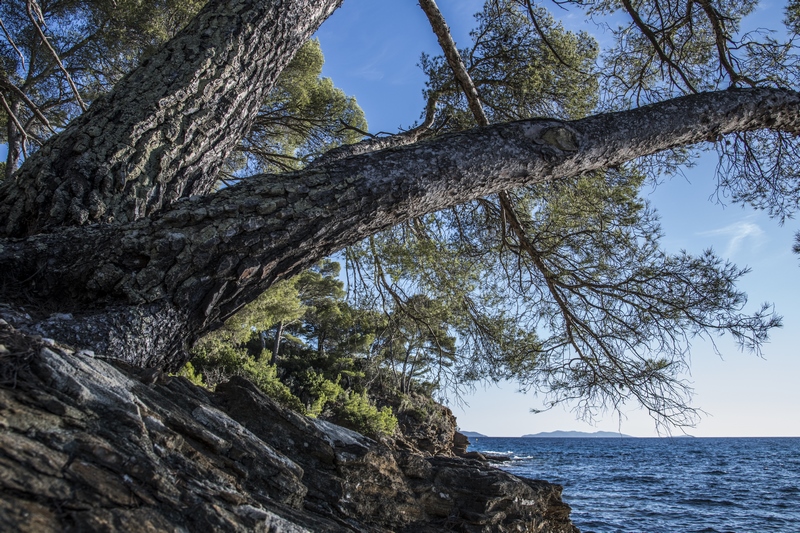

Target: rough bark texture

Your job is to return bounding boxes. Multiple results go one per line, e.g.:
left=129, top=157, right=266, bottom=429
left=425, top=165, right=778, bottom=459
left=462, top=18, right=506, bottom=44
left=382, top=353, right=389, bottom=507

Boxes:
left=0, top=0, right=343, bottom=237
left=1, top=87, right=798, bottom=368
left=0, top=317, right=578, bottom=533
left=4, top=98, right=23, bottom=180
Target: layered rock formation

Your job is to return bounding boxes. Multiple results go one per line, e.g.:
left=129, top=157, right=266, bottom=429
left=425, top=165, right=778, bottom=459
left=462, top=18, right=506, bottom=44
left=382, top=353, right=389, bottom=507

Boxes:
left=0, top=315, right=578, bottom=532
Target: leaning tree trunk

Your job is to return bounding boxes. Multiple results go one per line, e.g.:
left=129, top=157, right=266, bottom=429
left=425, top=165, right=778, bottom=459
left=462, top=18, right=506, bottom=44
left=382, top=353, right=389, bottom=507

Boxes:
left=0, top=0, right=343, bottom=237
left=1, top=88, right=799, bottom=369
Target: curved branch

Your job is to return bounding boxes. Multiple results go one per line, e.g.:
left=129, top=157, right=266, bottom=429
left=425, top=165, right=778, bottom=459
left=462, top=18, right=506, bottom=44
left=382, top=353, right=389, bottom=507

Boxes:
left=307, top=92, right=440, bottom=168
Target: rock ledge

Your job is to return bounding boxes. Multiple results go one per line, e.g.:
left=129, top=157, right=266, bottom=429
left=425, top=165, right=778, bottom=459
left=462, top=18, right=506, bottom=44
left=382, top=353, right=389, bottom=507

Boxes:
left=0, top=320, right=578, bottom=532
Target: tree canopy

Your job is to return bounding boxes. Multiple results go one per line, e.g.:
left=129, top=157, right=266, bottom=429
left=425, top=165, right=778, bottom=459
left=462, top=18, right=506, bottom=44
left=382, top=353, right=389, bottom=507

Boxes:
left=346, top=0, right=789, bottom=426
left=1, top=0, right=799, bottom=428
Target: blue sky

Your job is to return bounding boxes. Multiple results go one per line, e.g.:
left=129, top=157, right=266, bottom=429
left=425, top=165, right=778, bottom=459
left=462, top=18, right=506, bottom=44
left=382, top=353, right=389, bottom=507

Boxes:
left=315, top=0, right=800, bottom=437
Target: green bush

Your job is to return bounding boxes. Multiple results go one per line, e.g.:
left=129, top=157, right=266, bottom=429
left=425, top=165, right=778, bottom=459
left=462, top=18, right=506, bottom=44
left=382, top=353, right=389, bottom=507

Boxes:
left=301, top=370, right=345, bottom=418
left=185, top=340, right=306, bottom=412
left=190, top=340, right=249, bottom=388
left=335, top=390, right=398, bottom=438
left=175, top=361, right=206, bottom=388
left=241, top=356, right=305, bottom=413
left=187, top=304, right=405, bottom=440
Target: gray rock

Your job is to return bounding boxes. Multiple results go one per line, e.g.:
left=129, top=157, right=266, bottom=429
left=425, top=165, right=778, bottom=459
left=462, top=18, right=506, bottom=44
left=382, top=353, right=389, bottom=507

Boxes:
left=0, top=321, right=579, bottom=532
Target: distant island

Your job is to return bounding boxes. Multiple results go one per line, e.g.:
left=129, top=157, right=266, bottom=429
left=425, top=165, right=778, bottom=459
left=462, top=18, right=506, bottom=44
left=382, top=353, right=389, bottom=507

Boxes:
left=460, top=430, right=635, bottom=438
left=522, top=430, right=634, bottom=438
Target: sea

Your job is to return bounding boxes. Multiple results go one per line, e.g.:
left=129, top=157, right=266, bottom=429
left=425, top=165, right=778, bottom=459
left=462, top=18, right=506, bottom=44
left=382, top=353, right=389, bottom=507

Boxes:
left=467, top=437, right=800, bottom=533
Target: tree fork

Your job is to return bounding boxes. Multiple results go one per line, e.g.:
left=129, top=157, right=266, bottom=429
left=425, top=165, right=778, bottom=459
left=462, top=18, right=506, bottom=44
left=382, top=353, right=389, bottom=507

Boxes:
left=1, top=87, right=798, bottom=369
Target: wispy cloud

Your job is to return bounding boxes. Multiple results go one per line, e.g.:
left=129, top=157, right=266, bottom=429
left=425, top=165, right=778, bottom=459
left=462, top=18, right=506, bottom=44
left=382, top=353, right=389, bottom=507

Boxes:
left=699, top=219, right=766, bottom=258
left=352, top=61, right=385, bottom=82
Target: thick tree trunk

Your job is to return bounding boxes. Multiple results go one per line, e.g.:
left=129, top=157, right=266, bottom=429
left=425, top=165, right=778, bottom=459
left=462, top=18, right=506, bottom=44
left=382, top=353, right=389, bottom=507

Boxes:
left=0, top=0, right=343, bottom=237
left=1, top=87, right=799, bottom=369
left=4, top=98, right=23, bottom=179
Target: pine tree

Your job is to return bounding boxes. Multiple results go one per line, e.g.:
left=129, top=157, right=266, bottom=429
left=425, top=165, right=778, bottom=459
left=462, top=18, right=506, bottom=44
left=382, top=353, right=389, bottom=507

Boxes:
left=0, top=0, right=798, bottom=424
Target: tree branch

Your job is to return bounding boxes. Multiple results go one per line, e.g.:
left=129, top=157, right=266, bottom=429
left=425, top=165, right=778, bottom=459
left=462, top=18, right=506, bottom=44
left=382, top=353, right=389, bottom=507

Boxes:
left=1, top=87, right=797, bottom=367
left=695, top=0, right=756, bottom=87
left=419, top=0, right=491, bottom=127
left=0, top=74, right=56, bottom=133
left=25, top=0, right=87, bottom=112
left=619, top=0, right=699, bottom=93
left=307, top=92, right=440, bottom=168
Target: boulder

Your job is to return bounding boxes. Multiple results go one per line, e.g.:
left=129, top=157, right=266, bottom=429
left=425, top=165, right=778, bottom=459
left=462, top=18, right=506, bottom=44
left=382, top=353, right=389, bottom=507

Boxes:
left=453, top=430, right=470, bottom=455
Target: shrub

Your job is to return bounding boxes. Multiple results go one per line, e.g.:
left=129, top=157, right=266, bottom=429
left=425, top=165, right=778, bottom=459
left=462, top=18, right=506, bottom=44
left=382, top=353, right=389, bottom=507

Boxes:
left=175, top=361, right=206, bottom=388
left=241, top=356, right=305, bottom=412
left=302, top=371, right=345, bottom=418
left=335, top=390, right=398, bottom=438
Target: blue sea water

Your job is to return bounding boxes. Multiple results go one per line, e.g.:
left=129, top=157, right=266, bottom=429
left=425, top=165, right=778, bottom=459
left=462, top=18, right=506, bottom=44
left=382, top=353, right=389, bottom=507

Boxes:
left=467, top=437, right=800, bottom=533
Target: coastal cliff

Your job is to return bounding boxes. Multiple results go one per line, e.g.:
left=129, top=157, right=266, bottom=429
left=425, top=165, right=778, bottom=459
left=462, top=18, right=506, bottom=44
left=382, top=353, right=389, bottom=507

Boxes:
left=0, top=316, right=578, bottom=532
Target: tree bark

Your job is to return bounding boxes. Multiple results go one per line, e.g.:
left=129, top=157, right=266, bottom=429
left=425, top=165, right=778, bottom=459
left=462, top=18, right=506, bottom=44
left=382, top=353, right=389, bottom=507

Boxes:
left=1, top=87, right=799, bottom=369
left=271, top=320, right=285, bottom=365
left=4, top=97, right=23, bottom=179
left=0, top=0, right=343, bottom=237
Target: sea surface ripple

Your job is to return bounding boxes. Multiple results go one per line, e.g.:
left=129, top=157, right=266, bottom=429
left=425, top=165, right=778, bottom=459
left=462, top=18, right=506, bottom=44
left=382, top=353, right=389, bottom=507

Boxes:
left=468, top=437, right=800, bottom=533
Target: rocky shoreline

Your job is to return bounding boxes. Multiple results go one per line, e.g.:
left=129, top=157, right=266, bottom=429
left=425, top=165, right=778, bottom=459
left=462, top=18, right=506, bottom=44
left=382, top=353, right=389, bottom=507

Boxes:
left=0, top=315, right=578, bottom=532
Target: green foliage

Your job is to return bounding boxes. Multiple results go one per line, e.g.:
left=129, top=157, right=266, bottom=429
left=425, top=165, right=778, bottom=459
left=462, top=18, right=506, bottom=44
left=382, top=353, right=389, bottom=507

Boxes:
left=207, top=278, right=306, bottom=347
left=583, top=0, right=779, bottom=103
left=186, top=261, right=400, bottom=438
left=188, top=339, right=306, bottom=411
left=188, top=333, right=399, bottom=438
left=298, top=370, right=344, bottom=418
left=354, top=154, right=780, bottom=426
left=240, top=356, right=305, bottom=413
left=336, top=391, right=398, bottom=438
left=289, top=261, right=383, bottom=359
left=344, top=0, right=783, bottom=427
left=191, top=338, right=246, bottom=383
left=420, top=0, right=598, bottom=128
left=93, top=0, right=207, bottom=65
left=239, top=39, right=368, bottom=173
left=175, top=361, right=206, bottom=388
left=504, top=169, right=780, bottom=416
left=371, top=293, right=458, bottom=394
left=787, top=0, right=800, bottom=34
